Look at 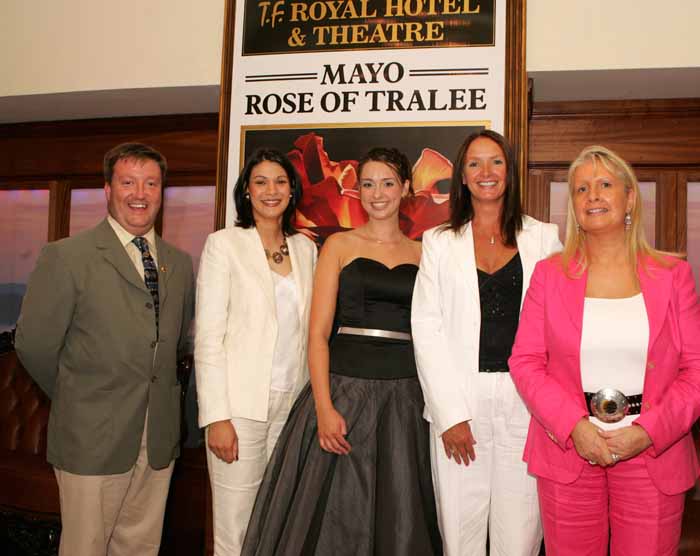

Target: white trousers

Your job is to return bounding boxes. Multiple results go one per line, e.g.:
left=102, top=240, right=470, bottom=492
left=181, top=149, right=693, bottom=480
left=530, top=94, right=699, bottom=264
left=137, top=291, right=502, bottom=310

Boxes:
left=206, top=389, right=295, bottom=556
left=431, top=372, right=542, bottom=556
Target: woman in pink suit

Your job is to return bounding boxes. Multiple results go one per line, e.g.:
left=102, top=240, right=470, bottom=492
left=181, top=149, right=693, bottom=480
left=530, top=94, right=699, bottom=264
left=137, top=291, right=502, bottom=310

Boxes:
left=509, top=145, right=700, bottom=556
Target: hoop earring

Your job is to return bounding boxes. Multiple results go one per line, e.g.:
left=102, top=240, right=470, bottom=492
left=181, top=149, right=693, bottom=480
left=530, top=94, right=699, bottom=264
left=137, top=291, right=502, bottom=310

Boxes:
left=624, top=212, right=632, bottom=230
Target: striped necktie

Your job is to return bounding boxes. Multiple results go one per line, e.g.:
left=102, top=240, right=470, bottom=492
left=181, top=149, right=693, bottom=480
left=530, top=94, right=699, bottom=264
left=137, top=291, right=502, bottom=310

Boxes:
left=132, top=236, right=159, bottom=335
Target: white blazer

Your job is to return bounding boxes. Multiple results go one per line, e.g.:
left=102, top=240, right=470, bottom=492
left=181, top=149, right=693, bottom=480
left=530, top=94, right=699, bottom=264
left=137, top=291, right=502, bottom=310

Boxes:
left=411, top=215, right=561, bottom=435
left=195, top=227, right=317, bottom=426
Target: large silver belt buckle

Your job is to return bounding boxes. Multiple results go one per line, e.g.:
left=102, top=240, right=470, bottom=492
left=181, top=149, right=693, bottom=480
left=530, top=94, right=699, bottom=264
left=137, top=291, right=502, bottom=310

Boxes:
left=590, top=388, right=630, bottom=423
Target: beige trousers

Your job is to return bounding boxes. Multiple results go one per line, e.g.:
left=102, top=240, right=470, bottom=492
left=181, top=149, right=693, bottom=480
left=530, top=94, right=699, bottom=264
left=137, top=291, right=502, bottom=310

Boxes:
left=54, top=415, right=174, bottom=556
left=206, top=388, right=295, bottom=556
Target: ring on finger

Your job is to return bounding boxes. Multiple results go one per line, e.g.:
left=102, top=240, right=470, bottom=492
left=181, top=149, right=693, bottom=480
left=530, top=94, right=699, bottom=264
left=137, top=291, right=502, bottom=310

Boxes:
left=611, top=453, right=620, bottom=463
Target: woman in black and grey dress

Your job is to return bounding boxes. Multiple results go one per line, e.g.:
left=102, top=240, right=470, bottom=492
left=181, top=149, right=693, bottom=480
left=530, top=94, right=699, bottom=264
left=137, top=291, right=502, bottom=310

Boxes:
left=242, top=147, right=442, bottom=555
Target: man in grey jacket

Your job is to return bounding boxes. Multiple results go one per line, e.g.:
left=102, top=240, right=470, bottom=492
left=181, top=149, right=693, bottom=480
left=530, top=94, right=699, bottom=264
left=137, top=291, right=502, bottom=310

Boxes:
left=16, top=142, right=195, bottom=556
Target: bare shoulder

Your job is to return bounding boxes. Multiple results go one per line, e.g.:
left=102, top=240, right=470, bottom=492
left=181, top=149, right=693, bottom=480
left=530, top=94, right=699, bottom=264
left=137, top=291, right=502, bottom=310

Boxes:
left=408, top=238, right=422, bottom=263
left=318, top=231, right=357, bottom=270
left=321, top=230, right=359, bottom=252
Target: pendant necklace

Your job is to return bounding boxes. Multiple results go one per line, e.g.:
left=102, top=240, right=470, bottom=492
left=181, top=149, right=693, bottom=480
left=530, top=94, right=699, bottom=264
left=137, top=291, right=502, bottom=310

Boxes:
left=363, top=230, right=404, bottom=245
left=264, top=239, right=289, bottom=264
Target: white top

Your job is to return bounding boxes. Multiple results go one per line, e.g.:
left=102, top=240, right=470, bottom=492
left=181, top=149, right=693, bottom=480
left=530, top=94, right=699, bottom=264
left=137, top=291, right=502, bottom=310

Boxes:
left=270, top=271, right=301, bottom=392
left=580, top=293, right=649, bottom=430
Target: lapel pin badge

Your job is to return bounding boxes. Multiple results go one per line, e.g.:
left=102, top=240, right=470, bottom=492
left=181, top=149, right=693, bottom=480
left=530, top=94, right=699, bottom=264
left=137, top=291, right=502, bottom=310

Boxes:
left=160, top=265, right=167, bottom=273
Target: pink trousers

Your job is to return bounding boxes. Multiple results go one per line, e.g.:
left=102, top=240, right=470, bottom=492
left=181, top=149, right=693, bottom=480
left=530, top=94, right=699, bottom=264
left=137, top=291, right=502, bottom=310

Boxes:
left=537, top=456, right=685, bottom=556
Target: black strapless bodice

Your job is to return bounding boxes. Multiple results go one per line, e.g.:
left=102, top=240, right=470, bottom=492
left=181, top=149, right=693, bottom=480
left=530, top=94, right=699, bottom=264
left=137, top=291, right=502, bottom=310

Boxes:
left=330, top=257, right=419, bottom=379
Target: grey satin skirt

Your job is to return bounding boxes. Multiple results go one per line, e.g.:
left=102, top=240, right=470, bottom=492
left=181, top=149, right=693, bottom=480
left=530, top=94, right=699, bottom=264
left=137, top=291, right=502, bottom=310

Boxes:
left=241, top=373, right=443, bottom=556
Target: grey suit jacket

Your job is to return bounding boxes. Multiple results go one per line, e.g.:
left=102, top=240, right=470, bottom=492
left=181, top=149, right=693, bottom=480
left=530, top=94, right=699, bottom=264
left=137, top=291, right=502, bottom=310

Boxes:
left=15, top=219, right=195, bottom=474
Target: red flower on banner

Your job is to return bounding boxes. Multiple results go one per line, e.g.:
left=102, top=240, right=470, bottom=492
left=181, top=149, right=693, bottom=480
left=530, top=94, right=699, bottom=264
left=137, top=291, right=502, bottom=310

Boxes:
left=289, top=132, right=452, bottom=242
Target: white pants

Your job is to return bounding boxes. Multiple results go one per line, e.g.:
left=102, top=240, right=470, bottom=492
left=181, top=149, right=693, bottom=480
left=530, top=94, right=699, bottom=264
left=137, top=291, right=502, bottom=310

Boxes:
left=431, top=372, right=542, bottom=556
left=206, top=389, right=295, bottom=556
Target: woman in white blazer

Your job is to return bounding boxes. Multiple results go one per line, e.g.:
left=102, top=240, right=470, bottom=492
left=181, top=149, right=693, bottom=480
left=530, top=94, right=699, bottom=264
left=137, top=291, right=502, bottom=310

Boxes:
left=412, top=130, right=561, bottom=556
left=195, top=149, right=317, bottom=556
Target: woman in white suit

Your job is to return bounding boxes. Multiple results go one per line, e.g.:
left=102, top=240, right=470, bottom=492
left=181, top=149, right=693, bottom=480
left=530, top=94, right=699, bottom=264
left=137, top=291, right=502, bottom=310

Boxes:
left=195, top=148, right=317, bottom=555
left=412, top=130, right=561, bottom=556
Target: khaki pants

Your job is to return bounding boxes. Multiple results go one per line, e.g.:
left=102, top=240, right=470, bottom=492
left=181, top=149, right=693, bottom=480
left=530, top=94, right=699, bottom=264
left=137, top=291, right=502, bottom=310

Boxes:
left=54, top=417, right=174, bottom=556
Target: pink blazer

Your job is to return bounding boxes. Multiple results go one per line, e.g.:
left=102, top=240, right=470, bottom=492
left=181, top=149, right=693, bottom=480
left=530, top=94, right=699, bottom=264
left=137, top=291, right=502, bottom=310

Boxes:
left=509, top=254, right=700, bottom=495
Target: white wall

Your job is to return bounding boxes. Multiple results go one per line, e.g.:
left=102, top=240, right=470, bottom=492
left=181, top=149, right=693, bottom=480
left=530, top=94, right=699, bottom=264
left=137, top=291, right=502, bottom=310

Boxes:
left=0, top=0, right=224, bottom=97
left=527, top=0, right=700, bottom=72
left=0, top=0, right=697, bottom=98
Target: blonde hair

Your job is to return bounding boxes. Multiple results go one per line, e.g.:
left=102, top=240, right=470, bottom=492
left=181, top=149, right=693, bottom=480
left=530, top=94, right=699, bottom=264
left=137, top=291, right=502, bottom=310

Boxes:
left=561, top=145, right=673, bottom=275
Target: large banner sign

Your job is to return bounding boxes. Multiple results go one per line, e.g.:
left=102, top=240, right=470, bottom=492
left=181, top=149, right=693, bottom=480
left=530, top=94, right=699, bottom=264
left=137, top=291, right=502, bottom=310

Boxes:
left=217, top=0, right=525, bottom=239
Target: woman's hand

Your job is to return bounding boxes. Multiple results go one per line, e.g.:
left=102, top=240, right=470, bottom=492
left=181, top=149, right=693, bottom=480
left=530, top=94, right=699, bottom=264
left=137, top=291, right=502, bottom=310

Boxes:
left=441, top=421, right=477, bottom=466
left=207, top=420, right=238, bottom=463
left=317, top=405, right=351, bottom=455
left=598, top=425, right=652, bottom=462
left=571, top=418, right=614, bottom=466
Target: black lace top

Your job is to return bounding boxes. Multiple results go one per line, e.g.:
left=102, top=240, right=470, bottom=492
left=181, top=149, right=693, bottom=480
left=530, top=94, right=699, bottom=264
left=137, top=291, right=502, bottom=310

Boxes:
left=477, top=252, right=523, bottom=372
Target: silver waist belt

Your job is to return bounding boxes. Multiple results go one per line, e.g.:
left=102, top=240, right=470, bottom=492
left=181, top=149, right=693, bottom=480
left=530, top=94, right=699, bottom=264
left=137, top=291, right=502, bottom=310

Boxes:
left=585, top=388, right=643, bottom=423
left=337, top=326, right=411, bottom=341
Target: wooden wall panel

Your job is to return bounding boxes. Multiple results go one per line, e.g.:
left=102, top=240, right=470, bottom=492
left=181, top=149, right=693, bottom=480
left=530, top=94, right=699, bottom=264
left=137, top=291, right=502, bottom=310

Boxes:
left=526, top=98, right=700, bottom=253
left=47, top=180, right=71, bottom=241
left=678, top=171, right=700, bottom=252
left=529, top=99, right=700, bottom=168
left=0, top=114, right=218, bottom=186
left=653, top=171, right=680, bottom=252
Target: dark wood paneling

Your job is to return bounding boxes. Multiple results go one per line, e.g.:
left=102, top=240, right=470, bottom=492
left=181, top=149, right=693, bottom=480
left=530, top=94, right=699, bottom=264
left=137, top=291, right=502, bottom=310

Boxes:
left=47, top=181, right=71, bottom=241
left=527, top=98, right=700, bottom=253
left=214, top=0, right=237, bottom=232
left=652, top=171, right=679, bottom=252
left=678, top=171, right=700, bottom=253
left=529, top=99, right=700, bottom=168
left=0, top=114, right=218, bottom=185
left=532, top=98, right=700, bottom=119
left=525, top=168, right=568, bottom=222
left=504, top=0, right=528, bottom=194
left=0, top=114, right=219, bottom=245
